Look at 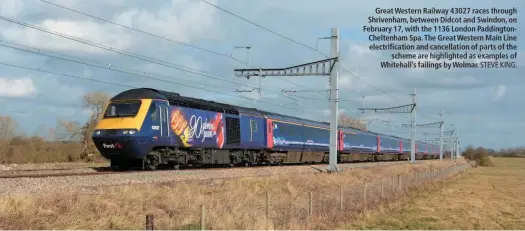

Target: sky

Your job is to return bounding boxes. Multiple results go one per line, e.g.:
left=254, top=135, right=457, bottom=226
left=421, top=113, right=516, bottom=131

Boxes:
left=0, top=0, right=523, bottom=149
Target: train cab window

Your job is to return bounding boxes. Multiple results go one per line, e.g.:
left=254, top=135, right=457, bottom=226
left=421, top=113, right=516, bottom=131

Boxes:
left=104, top=100, right=141, bottom=118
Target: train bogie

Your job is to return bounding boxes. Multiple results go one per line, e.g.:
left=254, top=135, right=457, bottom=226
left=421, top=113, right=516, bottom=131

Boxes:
left=284, top=151, right=301, bottom=163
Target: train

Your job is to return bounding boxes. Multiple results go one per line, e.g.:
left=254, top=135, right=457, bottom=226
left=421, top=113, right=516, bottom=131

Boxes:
left=92, top=88, right=447, bottom=170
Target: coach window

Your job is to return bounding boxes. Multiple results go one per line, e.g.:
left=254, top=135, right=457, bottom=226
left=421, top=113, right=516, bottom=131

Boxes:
left=149, top=103, right=159, bottom=122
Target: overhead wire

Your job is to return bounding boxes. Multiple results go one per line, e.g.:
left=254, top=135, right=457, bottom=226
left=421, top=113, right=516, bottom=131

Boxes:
left=0, top=15, right=335, bottom=105
left=0, top=41, right=266, bottom=96
left=199, top=0, right=441, bottom=122
left=36, top=0, right=368, bottom=114
left=39, top=0, right=249, bottom=65
left=35, top=0, right=361, bottom=104
left=0, top=61, right=307, bottom=112
left=2, top=3, right=436, bottom=140
left=0, top=40, right=329, bottom=114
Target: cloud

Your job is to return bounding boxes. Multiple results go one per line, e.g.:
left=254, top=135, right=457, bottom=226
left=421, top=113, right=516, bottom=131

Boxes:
left=113, top=0, right=219, bottom=42
left=492, top=84, right=507, bottom=101
left=321, top=108, right=348, bottom=117
left=1, top=19, right=132, bottom=53
left=0, top=0, right=219, bottom=53
left=0, top=77, right=36, bottom=97
left=34, top=75, right=86, bottom=102
left=0, top=0, right=23, bottom=18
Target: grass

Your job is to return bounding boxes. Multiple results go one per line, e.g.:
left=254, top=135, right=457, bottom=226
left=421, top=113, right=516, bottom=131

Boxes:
left=340, top=157, right=525, bottom=230
left=0, top=159, right=466, bottom=230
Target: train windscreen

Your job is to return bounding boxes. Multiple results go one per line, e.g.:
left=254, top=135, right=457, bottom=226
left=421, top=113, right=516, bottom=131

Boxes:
left=104, top=100, right=142, bottom=118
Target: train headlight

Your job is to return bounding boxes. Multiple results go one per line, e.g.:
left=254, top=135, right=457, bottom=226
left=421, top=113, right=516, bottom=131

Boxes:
left=122, top=129, right=137, bottom=135
left=94, top=130, right=101, bottom=135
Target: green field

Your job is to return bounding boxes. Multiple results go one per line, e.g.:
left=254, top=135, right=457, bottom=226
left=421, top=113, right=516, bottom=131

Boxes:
left=340, top=157, right=525, bottom=230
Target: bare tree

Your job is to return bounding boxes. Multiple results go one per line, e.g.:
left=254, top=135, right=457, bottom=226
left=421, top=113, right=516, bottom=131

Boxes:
left=338, top=113, right=368, bottom=131
left=47, top=127, right=56, bottom=141
left=55, top=119, right=82, bottom=142
left=54, top=91, right=110, bottom=160
left=79, top=91, right=110, bottom=159
left=33, top=124, right=47, bottom=139
left=83, top=91, right=110, bottom=122
left=0, top=116, right=21, bottom=141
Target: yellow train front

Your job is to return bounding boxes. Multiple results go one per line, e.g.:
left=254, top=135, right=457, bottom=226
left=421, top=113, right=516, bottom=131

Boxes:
left=92, top=88, right=173, bottom=170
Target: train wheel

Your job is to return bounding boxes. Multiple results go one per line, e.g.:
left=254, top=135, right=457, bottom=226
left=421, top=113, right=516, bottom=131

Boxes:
left=110, top=159, right=130, bottom=171
left=143, top=156, right=159, bottom=171
left=144, top=162, right=156, bottom=171
left=110, top=160, right=119, bottom=170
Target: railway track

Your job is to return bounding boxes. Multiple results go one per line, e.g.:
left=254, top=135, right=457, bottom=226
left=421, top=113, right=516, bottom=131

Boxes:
left=0, top=159, right=426, bottom=179
left=0, top=164, right=298, bottom=179
left=0, top=170, right=123, bottom=179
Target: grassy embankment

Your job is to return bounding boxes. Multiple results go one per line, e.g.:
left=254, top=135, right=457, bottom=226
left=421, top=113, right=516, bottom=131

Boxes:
left=0, top=159, right=466, bottom=229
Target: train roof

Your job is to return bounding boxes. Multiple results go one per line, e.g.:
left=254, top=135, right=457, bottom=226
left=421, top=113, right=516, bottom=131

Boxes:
left=263, top=111, right=330, bottom=128
left=234, top=105, right=265, bottom=117
left=341, top=126, right=376, bottom=136
left=111, top=88, right=239, bottom=114
left=111, top=88, right=437, bottom=145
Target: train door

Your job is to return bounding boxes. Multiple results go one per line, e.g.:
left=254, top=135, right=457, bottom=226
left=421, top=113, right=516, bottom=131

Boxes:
left=338, top=130, right=344, bottom=152
left=266, top=119, right=274, bottom=149
left=154, top=100, right=170, bottom=145
left=376, top=136, right=381, bottom=153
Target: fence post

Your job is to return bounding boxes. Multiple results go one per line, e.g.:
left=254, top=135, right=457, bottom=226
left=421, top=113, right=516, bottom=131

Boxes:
left=340, top=186, right=343, bottom=210
left=397, top=174, right=401, bottom=192
left=266, top=191, right=269, bottom=229
left=413, top=172, right=416, bottom=187
left=392, top=176, right=396, bottom=195
left=381, top=179, right=384, bottom=199
left=363, top=182, right=367, bottom=209
left=201, top=205, right=205, bottom=230
left=309, top=191, right=313, bottom=217
left=146, top=214, right=154, bottom=230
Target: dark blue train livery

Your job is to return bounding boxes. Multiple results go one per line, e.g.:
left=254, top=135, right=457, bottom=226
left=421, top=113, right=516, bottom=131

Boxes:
left=92, top=88, right=445, bottom=170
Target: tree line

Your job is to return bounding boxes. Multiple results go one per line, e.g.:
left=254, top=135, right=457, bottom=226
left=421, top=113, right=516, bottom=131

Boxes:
left=461, top=145, right=525, bottom=167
